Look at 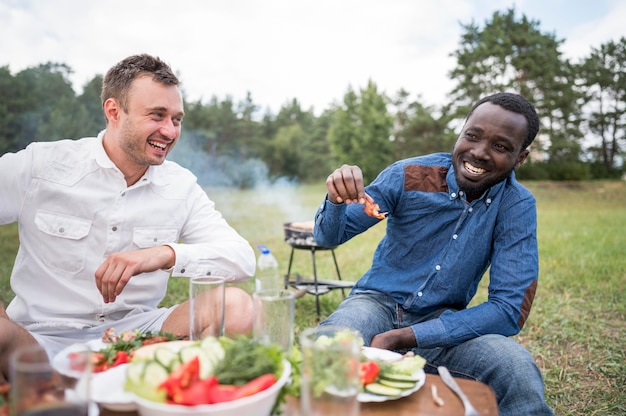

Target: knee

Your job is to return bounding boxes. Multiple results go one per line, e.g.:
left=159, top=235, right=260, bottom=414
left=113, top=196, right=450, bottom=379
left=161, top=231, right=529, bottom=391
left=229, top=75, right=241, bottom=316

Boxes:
left=223, top=287, right=253, bottom=337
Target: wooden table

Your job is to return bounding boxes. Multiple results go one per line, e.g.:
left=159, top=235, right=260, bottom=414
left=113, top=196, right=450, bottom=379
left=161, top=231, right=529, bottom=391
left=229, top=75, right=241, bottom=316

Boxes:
left=100, top=374, right=498, bottom=416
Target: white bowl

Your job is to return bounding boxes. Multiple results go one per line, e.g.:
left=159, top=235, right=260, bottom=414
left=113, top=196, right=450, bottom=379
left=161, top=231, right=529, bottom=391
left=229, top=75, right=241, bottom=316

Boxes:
left=133, top=360, right=291, bottom=416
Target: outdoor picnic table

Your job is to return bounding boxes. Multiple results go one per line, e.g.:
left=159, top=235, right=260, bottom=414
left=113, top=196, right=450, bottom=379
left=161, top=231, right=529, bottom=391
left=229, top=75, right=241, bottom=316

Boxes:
left=100, top=373, right=498, bottom=416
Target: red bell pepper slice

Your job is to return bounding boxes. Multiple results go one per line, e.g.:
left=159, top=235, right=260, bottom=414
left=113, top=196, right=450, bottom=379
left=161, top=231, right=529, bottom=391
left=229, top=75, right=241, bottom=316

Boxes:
left=232, top=373, right=277, bottom=400
left=159, top=355, right=201, bottom=397
left=359, top=361, right=380, bottom=385
left=171, top=376, right=218, bottom=405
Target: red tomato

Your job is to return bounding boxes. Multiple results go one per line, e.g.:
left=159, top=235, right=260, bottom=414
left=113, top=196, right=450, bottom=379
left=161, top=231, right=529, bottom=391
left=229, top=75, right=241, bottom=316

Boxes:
left=232, top=373, right=276, bottom=400
left=159, top=356, right=201, bottom=396
left=207, top=384, right=239, bottom=404
left=112, top=351, right=129, bottom=367
left=359, top=361, right=380, bottom=385
left=171, top=376, right=218, bottom=406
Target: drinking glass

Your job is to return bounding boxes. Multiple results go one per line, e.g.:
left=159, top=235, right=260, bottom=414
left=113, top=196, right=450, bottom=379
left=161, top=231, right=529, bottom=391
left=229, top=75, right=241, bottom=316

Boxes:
left=189, top=275, right=226, bottom=340
left=252, top=289, right=295, bottom=353
left=9, top=344, right=91, bottom=416
left=300, top=326, right=361, bottom=416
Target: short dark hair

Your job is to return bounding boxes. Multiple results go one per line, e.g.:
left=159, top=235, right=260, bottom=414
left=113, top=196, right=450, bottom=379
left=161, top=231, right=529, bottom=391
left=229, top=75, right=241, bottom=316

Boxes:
left=101, top=54, right=180, bottom=113
left=467, top=92, right=539, bottom=150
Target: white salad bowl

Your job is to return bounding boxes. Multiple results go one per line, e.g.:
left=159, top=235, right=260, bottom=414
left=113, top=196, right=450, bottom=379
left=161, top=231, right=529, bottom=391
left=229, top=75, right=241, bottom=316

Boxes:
left=132, top=360, right=291, bottom=416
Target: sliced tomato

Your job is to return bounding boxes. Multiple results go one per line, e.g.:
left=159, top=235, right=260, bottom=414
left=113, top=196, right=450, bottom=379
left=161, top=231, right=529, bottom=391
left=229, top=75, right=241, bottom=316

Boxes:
left=359, top=361, right=380, bottom=385
left=171, top=376, right=218, bottom=406
left=207, top=384, right=239, bottom=404
left=232, top=373, right=276, bottom=400
left=159, top=356, right=201, bottom=396
left=112, top=350, right=129, bottom=367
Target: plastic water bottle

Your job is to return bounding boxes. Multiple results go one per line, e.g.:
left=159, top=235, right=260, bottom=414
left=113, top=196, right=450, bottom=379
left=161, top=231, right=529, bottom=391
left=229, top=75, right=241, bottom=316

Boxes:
left=255, top=244, right=281, bottom=291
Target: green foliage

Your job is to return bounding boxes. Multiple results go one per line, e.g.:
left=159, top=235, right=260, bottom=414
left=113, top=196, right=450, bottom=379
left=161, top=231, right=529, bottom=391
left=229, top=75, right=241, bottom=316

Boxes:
left=0, top=10, right=624, bottom=180
left=390, top=89, right=456, bottom=159
left=449, top=7, right=584, bottom=165
left=577, top=37, right=626, bottom=171
left=329, top=80, right=394, bottom=183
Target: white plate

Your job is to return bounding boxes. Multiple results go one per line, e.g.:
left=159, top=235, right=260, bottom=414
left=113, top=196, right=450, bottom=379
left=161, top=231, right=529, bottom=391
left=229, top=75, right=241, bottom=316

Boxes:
left=361, top=347, right=403, bottom=363
left=358, top=347, right=426, bottom=403
left=358, top=368, right=425, bottom=402
left=52, top=339, right=107, bottom=378
left=91, top=364, right=137, bottom=411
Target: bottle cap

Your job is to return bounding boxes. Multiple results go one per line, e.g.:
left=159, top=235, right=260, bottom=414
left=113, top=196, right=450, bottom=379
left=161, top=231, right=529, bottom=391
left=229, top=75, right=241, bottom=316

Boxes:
left=257, top=244, right=271, bottom=255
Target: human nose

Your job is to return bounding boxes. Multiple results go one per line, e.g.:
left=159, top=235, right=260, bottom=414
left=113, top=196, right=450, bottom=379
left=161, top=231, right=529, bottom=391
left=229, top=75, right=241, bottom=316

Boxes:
left=159, top=118, right=179, bottom=140
left=470, top=140, right=490, bottom=160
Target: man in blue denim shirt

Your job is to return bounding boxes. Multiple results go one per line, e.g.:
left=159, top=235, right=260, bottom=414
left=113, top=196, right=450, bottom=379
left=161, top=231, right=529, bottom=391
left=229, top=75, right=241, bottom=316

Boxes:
left=315, top=93, right=553, bottom=415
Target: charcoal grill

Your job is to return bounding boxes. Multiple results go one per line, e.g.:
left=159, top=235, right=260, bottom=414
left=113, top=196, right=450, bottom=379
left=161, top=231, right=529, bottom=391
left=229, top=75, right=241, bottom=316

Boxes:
left=283, top=221, right=354, bottom=318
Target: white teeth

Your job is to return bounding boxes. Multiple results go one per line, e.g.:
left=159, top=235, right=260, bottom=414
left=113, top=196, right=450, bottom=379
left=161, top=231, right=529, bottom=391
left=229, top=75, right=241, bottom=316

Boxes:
left=148, top=141, right=166, bottom=150
left=464, top=162, right=485, bottom=174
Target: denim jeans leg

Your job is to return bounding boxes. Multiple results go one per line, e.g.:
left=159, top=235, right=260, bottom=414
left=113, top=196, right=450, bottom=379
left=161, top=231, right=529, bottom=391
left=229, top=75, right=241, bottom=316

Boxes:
left=415, top=334, right=554, bottom=416
left=319, top=291, right=397, bottom=346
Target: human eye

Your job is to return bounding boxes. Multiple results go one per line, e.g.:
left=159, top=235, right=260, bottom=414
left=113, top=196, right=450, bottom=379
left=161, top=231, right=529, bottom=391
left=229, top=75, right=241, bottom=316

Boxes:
left=493, top=141, right=513, bottom=153
left=463, top=130, right=479, bottom=141
left=151, top=111, right=164, bottom=120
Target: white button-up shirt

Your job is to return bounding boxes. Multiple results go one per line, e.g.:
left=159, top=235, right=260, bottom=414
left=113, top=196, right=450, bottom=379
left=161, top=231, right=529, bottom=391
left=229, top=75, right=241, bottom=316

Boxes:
left=0, top=133, right=255, bottom=330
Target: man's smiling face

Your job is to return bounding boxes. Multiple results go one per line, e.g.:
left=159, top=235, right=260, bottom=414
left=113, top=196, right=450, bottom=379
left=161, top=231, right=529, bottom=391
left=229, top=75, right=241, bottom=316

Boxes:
left=452, top=102, right=529, bottom=201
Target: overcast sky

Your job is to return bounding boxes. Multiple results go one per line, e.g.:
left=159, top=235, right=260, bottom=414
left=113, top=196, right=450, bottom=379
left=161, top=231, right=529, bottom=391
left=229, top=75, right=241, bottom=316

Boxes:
left=1, top=0, right=624, bottom=115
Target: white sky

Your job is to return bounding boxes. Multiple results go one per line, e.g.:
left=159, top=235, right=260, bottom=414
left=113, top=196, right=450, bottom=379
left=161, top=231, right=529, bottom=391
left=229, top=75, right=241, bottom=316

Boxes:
left=1, top=0, right=624, bottom=115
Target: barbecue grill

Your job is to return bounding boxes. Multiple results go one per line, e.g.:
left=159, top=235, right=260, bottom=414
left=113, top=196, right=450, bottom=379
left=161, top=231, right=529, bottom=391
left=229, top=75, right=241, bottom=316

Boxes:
left=283, top=221, right=354, bottom=318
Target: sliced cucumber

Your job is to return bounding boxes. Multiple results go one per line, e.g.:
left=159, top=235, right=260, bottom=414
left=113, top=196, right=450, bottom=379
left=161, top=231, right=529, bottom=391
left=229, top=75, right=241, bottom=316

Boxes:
left=126, top=361, right=146, bottom=385
left=142, top=361, right=169, bottom=386
left=378, top=372, right=421, bottom=383
left=364, top=383, right=403, bottom=397
left=179, top=345, right=214, bottom=379
left=154, top=347, right=181, bottom=371
left=179, top=345, right=204, bottom=363
left=377, top=378, right=417, bottom=389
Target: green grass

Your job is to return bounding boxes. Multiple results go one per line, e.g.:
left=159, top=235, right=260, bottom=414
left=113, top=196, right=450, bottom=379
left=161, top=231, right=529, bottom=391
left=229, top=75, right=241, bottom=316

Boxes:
left=1, top=180, right=624, bottom=414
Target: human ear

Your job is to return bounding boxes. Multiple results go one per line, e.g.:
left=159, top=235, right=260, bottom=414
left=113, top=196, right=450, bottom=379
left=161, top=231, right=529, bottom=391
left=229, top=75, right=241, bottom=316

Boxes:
left=514, top=149, right=530, bottom=170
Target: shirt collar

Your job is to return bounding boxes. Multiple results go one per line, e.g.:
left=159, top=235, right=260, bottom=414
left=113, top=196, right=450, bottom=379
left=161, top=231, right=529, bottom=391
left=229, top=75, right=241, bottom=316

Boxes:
left=92, top=130, right=169, bottom=187
left=446, top=164, right=501, bottom=205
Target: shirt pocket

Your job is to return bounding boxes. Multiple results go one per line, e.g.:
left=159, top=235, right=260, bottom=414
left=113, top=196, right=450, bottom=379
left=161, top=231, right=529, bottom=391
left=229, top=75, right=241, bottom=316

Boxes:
left=133, top=228, right=179, bottom=248
left=34, top=210, right=91, bottom=274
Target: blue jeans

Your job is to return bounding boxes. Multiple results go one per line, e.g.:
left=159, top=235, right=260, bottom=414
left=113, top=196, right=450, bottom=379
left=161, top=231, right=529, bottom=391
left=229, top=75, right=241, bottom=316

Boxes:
left=320, top=291, right=554, bottom=416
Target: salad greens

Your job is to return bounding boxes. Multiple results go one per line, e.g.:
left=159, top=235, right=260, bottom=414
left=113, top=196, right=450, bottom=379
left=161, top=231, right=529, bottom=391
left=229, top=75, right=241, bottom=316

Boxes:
left=212, top=336, right=284, bottom=385
left=301, top=329, right=363, bottom=398
left=379, top=355, right=426, bottom=375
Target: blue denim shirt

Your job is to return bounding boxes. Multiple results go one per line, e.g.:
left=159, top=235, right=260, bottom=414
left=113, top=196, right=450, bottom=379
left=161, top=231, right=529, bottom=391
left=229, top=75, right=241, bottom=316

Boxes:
left=314, top=153, right=538, bottom=348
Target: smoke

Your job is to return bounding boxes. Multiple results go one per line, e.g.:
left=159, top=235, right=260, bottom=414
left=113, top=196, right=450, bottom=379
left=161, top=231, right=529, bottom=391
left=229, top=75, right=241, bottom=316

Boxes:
left=168, top=129, right=319, bottom=224
left=168, top=129, right=270, bottom=189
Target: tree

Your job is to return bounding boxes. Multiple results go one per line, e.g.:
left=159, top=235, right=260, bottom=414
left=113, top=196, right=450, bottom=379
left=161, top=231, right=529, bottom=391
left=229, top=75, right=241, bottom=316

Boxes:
left=449, top=8, right=584, bottom=166
left=390, top=89, right=454, bottom=160
left=578, top=37, right=626, bottom=173
left=263, top=98, right=331, bottom=181
left=329, top=80, right=394, bottom=183
left=0, top=62, right=77, bottom=152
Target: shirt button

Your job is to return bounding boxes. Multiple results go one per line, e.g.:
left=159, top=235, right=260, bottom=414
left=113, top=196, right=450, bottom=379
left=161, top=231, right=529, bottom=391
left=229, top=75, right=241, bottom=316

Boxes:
left=180, top=268, right=186, bottom=273
left=435, top=265, right=441, bottom=270
left=153, top=237, right=158, bottom=242
left=451, top=192, right=457, bottom=198
left=486, top=198, right=492, bottom=204
left=417, top=291, right=423, bottom=297
left=453, top=234, right=458, bottom=239
left=58, top=227, right=65, bottom=233
left=121, top=192, right=125, bottom=196
left=468, top=207, right=473, bottom=212
left=112, top=226, right=118, bottom=231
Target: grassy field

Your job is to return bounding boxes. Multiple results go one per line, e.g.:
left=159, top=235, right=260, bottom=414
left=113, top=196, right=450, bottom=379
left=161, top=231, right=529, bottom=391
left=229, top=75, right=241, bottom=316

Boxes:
left=1, top=180, right=624, bottom=415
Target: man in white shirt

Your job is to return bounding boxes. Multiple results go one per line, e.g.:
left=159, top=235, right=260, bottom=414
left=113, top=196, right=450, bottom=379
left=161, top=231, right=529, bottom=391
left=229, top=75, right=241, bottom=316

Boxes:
left=0, top=54, right=256, bottom=382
